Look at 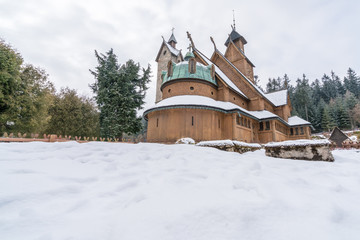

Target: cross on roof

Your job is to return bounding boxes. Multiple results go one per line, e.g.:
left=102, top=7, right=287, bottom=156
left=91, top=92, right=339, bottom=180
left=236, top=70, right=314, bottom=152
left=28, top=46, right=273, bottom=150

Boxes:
left=171, top=27, right=174, bottom=34
left=187, top=44, right=192, bottom=52
left=232, top=10, right=236, bottom=29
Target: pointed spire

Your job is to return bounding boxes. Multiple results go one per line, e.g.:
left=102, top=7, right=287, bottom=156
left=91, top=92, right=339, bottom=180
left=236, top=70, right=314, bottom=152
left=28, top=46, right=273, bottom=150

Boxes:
left=168, top=28, right=177, bottom=47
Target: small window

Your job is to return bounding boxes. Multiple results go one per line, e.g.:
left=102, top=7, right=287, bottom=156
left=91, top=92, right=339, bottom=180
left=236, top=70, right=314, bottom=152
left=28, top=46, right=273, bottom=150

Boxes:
left=233, top=97, right=236, bottom=100
left=211, top=91, right=213, bottom=95
left=300, top=127, right=304, bottom=135
left=192, top=116, right=194, bottom=126
left=259, top=122, right=264, bottom=131
left=163, top=50, right=167, bottom=55
left=156, top=118, right=159, bottom=127
left=236, top=115, right=240, bottom=125
left=218, top=119, right=220, bottom=128
left=295, top=128, right=299, bottom=135
left=189, top=58, right=196, bottom=74
left=167, top=61, right=173, bottom=77
left=168, top=89, right=171, bottom=93
left=290, top=128, right=294, bottom=135
left=242, top=102, right=244, bottom=106
left=190, top=86, right=194, bottom=90
left=265, top=121, right=270, bottom=130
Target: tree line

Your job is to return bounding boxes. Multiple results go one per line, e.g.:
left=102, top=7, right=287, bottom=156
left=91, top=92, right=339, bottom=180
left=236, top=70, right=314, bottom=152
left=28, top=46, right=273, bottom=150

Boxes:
left=264, top=69, right=360, bottom=132
left=0, top=39, right=100, bottom=137
left=1, top=39, right=150, bottom=139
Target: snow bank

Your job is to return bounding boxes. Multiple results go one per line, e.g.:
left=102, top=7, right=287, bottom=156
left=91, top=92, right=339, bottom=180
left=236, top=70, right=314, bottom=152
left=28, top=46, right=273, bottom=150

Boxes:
left=197, top=139, right=261, bottom=148
left=1, top=142, right=360, bottom=240
left=196, top=140, right=261, bottom=154
left=175, top=137, right=195, bottom=144
left=264, top=139, right=331, bottom=147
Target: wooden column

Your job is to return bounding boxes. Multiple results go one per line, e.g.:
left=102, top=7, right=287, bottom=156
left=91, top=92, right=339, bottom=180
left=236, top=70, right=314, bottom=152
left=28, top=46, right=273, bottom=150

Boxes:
left=271, top=120, right=277, bottom=142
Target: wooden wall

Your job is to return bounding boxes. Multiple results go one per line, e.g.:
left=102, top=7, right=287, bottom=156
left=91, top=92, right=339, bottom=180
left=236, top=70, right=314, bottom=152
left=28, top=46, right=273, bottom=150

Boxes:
left=146, top=108, right=311, bottom=143
left=162, top=81, right=217, bottom=100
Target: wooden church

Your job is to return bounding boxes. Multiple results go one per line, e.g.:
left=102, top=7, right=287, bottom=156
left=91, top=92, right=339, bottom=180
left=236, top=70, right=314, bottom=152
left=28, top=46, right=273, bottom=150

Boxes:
left=143, top=26, right=312, bottom=143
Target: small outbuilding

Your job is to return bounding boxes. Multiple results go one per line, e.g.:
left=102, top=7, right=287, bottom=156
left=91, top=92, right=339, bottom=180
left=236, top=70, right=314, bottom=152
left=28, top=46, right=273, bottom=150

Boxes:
left=329, top=127, right=349, bottom=148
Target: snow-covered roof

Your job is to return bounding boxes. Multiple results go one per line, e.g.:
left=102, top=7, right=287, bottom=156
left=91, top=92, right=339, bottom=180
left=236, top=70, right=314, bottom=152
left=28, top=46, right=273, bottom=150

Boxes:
left=147, top=95, right=247, bottom=112
left=164, top=41, right=181, bottom=56
left=215, top=50, right=285, bottom=107
left=264, top=90, right=288, bottom=107
left=144, top=95, right=310, bottom=127
left=250, top=110, right=278, bottom=119
left=168, top=33, right=177, bottom=44
left=194, top=49, right=248, bottom=99
left=287, top=116, right=311, bottom=126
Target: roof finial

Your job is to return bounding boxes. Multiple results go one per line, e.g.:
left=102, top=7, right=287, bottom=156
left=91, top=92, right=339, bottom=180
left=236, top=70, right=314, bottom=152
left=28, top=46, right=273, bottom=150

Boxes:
left=187, top=44, right=192, bottom=52
left=232, top=10, right=236, bottom=30
left=171, top=27, right=175, bottom=34
left=186, top=31, right=195, bottom=49
left=210, top=36, right=217, bottom=50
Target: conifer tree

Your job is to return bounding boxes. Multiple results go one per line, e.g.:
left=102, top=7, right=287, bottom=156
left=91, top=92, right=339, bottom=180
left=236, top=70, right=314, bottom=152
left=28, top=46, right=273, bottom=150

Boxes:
left=338, top=105, right=351, bottom=129
left=90, top=49, right=151, bottom=140
left=321, top=107, right=333, bottom=132
left=344, top=68, right=360, bottom=98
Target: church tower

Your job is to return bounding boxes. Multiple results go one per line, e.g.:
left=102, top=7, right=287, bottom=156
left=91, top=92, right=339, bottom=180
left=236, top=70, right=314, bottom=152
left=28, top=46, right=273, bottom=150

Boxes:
left=224, top=24, right=255, bottom=82
left=155, top=31, right=183, bottom=103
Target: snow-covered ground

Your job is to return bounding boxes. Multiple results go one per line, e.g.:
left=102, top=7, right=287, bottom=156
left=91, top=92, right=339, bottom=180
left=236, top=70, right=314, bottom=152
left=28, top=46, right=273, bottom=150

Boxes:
left=1, top=142, right=360, bottom=240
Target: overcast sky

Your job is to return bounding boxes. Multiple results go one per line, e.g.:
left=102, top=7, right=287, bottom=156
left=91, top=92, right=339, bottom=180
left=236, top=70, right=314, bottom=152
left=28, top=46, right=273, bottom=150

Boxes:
left=1, top=0, right=360, bottom=110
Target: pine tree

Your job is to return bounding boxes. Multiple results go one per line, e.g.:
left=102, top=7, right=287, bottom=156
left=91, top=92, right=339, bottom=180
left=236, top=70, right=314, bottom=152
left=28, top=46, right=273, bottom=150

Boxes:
left=338, top=105, right=351, bottom=129
left=90, top=49, right=151, bottom=140
left=292, top=74, right=312, bottom=121
left=321, top=74, right=338, bottom=103
left=266, top=77, right=282, bottom=93
left=344, top=68, right=360, bottom=98
left=331, top=71, right=346, bottom=96
left=321, top=107, right=334, bottom=132
left=282, top=74, right=290, bottom=89
left=311, top=79, right=322, bottom=104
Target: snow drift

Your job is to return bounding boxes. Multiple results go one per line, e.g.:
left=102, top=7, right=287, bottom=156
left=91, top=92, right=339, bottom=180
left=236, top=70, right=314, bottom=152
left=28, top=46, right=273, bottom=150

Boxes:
left=1, top=142, right=360, bottom=240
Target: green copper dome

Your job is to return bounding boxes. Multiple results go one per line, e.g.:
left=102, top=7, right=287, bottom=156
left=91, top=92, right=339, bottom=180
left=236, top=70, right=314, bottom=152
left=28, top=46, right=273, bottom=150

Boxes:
left=161, top=60, right=217, bottom=86
left=184, top=51, right=195, bottom=61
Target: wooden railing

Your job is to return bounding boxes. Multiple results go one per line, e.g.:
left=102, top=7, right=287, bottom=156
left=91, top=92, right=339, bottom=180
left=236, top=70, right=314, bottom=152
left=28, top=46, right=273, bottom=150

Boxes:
left=0, top=133, right=141, bottom=143
left=329, top=142, right=360, bottom=149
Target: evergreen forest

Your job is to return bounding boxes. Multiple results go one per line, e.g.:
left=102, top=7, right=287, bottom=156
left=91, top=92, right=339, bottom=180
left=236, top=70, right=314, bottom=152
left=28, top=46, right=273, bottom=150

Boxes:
left=264, top=70, right=360, bottom=132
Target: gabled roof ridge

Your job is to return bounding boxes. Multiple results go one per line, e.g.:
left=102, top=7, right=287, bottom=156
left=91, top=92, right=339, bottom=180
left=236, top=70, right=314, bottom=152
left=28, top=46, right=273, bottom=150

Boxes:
left=215, top=49, right=281, bottom=107
left=155, top=38, right=183, bottom=62
left=264, top=89, right=288, bottom=107
left=193, top=48, right=248, bottom=100
left=168, top=33, right=177, bottom=43
left=226, top=40, right=255, bottom=67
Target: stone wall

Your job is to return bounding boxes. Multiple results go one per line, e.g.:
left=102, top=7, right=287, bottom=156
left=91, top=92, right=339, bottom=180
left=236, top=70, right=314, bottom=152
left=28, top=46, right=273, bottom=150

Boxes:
left=196, top=140, right=261, bottom=154
left=264, top=140, right=334, bottom=162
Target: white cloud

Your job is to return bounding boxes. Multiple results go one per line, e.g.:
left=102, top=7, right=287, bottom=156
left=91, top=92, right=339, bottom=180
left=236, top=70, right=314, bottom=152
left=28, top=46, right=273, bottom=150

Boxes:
left=1, top=0, right=359, bottom=106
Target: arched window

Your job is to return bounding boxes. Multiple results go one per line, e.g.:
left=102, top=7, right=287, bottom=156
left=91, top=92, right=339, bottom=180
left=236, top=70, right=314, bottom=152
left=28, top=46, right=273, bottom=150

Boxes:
left=189, top=58, right=196, bottom=74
